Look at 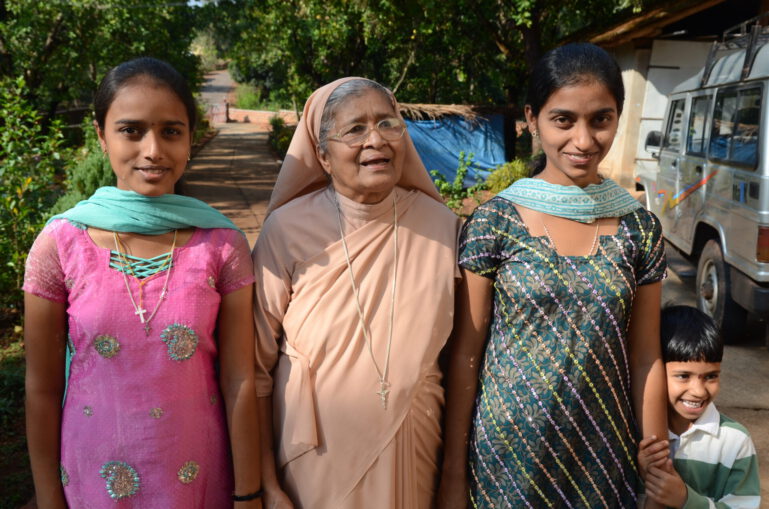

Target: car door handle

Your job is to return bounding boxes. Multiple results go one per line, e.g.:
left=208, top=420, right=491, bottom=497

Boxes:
left=671, top=159, right=678, bottom=167
left=695, top=165, right=703, bottom=173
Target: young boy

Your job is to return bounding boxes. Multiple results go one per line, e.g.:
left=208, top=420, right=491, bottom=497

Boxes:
left=638, top=305, right=760, bottom=508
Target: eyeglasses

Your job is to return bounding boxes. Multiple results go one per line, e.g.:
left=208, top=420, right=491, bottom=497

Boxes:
left=329, top=117, right=407, bottom=147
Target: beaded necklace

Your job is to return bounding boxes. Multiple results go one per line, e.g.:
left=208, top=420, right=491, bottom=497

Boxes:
left=112, top=230, right=177, bottom=336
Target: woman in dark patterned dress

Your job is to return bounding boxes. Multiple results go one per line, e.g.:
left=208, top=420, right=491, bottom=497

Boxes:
left=438, top=43, right=668, bottom=508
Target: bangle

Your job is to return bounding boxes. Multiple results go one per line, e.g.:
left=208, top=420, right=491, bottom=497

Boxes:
left=232, top=488, right=262, bottom=501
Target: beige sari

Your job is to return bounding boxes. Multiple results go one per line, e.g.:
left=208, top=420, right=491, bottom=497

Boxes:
left=253, top=77, right=459, bottom=508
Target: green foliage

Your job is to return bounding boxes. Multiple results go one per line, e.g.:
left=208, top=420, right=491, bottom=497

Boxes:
left=191, top=29, right=220, bottom=72
left=430, top=152, right=486, bottom=213
left=0, top=0, right=202, bottom=121
left=234, top=83, right=292, bottom=111
left=50, top=155, right=114, bottom=215
left=0, top=339, right=25, bottom=431
left=204, top=0, right=645, bottom=106
left=0, top=77, right=67, bottom=314
left=50, top=117, right=115, bottom=214
left=194, top=99, right=211, bottom=144
left=234, top=83, right=262, bottom=110
left=0, top=337, right=30, bottom=508
left=268, top=114, right=296, bottom=159
left=486, top=159, right=530, bottom=193
left=269, top=114, right=286, bottom=132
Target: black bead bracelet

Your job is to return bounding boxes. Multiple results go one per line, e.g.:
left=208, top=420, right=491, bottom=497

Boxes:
left=232, top=488, right=263, bottom=501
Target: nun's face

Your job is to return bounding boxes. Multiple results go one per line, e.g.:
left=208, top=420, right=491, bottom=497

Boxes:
left=317, top=89, right=406, bottom=204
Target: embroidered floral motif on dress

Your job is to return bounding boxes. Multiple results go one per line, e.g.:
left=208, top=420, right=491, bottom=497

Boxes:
left=100, top=461, right=140, bottom=500
left=93, top=335, right=120, bottom=359
left=177, top=461, right=200, bottom=484
left=160, top=324, right=198, bottom=361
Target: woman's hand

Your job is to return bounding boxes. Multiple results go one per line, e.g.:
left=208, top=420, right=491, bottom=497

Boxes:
left=628, top=282, right=668, bottom=459
left=438, top=269, right=491, bottom=509
left=233, top=498, right=263, bottom=509
left=256, top=396, right=294, bottom=509
left=637, top=435, right=670, bottom=480
left=218, top=285, right=262, bottom=509
left=262, top=485, right=295, bottom=509
left=436, top=471, right=469, bottom=509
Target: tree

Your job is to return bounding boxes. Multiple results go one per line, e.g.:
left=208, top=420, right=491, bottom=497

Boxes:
left=206, top=0, right=642, bottom=107
left=0, top=0, right=201, bottom=124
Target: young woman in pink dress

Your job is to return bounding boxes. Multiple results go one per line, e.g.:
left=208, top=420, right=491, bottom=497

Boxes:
left=23, top=58, right=261, bottom=508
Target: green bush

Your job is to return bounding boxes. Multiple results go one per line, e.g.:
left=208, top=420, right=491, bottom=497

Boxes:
left=194, top=99, right=211, bottom=144
left=0, top=338, right=30, bottom=508
left=269, top=114, right=286, bottom=132
left=275, top=129, right=295, bottom=157
left=0, top=341, right=24, bottom=431
left=235, top=83, right=262, bottom=110
left=430, top=151, right=486, bottom=214
left=0, top=77, right=68, bottom=314
left=485, top=159, right=530, bottom=193
left=50, top=118, right=115, bottom=215
left=191, top=30, right=220, bottom=72
left=234, top=83, right=293, bottom=111
left=50, top=150, right=114, bottom=214
left=268, top=114, right=296, bottom=159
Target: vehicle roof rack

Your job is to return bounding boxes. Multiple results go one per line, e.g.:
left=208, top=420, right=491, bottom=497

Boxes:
left=702, top=11, right=769, bottom=86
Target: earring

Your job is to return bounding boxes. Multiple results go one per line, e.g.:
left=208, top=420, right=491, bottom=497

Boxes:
left=531, top=129, right=539, bottom=139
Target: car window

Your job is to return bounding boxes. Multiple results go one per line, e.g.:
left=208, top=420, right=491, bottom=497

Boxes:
left=687, top=96, right=711, bottom=155
left=732, top=88, right=760, bottom=166
left=709, top=86, right=761, bottom=167
left=663, top=99, right=685, bottom=152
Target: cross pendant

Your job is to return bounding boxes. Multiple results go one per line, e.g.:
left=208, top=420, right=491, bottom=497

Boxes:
left=135, top=307, right=147, bottom=323
left=376, top=381, right=390, bottom=409
left=144, top=323, right=152, bottom=336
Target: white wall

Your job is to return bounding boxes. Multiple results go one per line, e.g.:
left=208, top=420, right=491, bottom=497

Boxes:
left=634, top=40, right=712, bottom=176
left=601, top=40, right=712, bottom=186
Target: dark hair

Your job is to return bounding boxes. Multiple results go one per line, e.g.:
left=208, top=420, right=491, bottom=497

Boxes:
left=660, top=305, right=723, bottom=363
left=94, top=57, right=196, bottom=134
left=317, top=78, right=392, bottom=153
left=526, top=43, right=624, bottom=175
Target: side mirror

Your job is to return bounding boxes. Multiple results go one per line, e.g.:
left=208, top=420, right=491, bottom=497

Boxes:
left=645, top=130, right=662, bottom=159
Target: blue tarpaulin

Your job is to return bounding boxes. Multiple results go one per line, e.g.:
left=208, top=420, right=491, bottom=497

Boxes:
left=405, top=114, right=506, bottom=187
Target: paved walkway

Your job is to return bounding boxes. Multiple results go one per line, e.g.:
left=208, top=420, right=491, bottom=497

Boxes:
left=182, top=122, right=279, bottom=248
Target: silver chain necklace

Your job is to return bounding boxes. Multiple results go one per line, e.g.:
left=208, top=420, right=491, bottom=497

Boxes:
left=333, top=191, right=398, bottom=409
left=541, top=218, right=600, bottom=256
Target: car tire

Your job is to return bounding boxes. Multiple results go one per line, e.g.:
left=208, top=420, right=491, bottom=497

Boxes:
left=696, top=239, right=746, bottom=342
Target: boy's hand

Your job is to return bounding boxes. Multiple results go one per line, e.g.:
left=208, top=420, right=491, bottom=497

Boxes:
left=638, top=436, right=670, bottom=479
left=645, top=459, right=688, bottom=508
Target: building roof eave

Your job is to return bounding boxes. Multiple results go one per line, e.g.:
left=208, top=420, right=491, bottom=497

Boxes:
left=588, top=0, right=729, bottom=47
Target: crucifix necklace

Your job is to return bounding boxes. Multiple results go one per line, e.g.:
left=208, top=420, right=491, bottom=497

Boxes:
left=113, top=230, right=177, bottom=336
left=334, top=191, right=398, bottom=409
